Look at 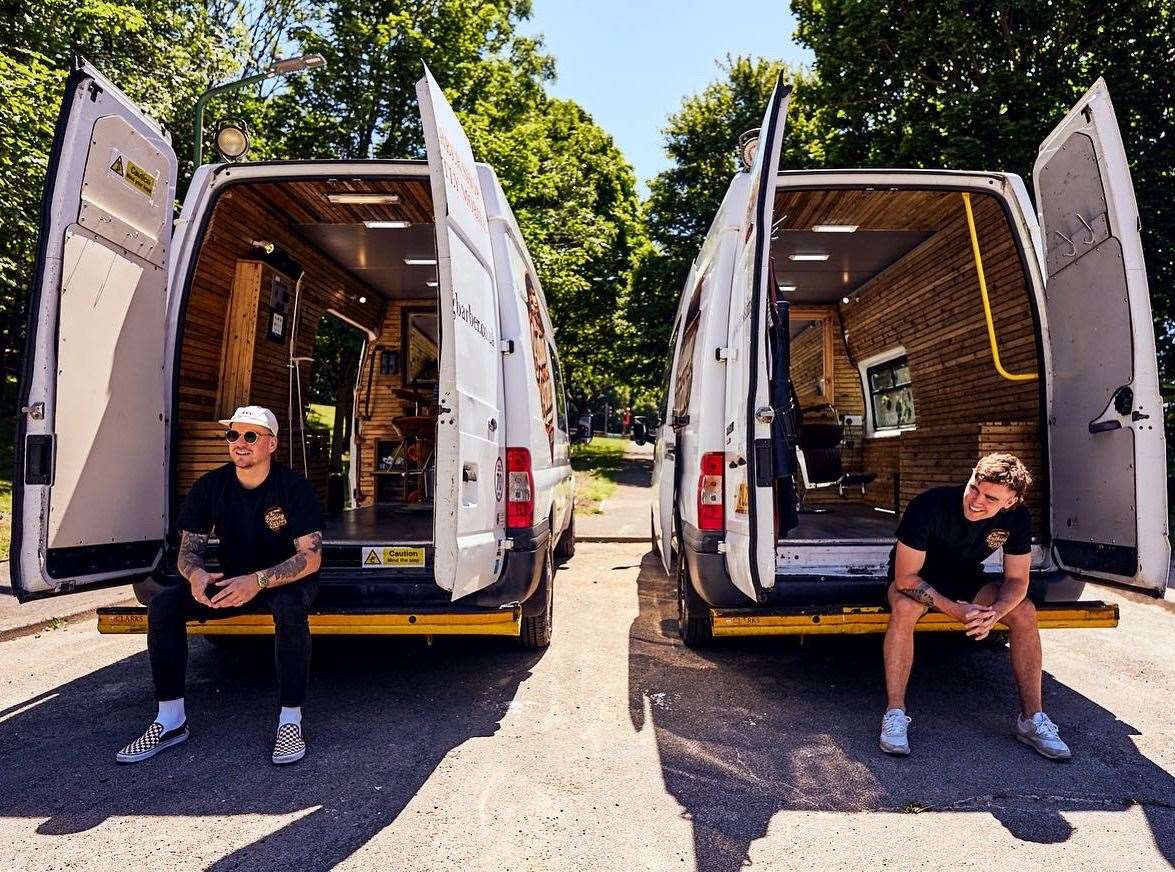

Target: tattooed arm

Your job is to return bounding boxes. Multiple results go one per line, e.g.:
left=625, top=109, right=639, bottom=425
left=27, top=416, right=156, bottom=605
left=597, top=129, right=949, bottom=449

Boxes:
left=177, top=530, right=220, bottom=606
left=256, top=531, right=323, bottom=589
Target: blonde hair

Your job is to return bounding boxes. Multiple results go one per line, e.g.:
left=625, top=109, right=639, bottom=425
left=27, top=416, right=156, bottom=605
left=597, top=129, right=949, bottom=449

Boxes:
left=973, top=452, right=1032, bottom=503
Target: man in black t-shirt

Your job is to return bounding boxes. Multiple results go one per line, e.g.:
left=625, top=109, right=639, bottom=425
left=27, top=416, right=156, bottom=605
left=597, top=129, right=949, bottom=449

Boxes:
left=116, top=406, right=324, bottom=766
left=879, top=452, right=1072, bottom=761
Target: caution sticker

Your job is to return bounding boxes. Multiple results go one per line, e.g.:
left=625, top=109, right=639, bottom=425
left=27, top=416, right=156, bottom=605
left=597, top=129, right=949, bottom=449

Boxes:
left=108, top=149, right=157, bottom=198
left=734, top=482, right=749, bottom=514
left=360, top=546, right=426, bottom=568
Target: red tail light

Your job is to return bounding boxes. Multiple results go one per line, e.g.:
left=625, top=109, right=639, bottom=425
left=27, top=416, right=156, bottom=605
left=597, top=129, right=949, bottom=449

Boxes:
left=506, top=447, right=534, bottom=528
left=697, top=452, right=725, bottom=531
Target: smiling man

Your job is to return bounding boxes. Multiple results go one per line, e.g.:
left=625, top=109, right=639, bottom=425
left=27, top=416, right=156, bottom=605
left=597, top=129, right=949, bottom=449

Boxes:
left=116, top=406, right=324, bottom=766
left=879, top=452, right=1071, bottom=761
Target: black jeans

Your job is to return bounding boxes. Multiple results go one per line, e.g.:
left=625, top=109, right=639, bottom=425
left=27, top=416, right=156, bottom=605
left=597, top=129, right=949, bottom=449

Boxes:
left=148, top=579, right=319, bottom=707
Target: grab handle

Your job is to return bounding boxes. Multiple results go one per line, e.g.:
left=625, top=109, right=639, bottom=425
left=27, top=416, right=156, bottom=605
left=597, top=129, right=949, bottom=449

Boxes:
left=961, top=192, right=1038, bottom=383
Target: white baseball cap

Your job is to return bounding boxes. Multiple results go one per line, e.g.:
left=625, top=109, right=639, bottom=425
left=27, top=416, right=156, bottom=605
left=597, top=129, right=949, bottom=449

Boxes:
left=219, top=405, right=279, bottom=436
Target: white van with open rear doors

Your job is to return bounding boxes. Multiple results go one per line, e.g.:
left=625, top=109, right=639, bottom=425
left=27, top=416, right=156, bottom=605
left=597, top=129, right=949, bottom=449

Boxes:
left=11, top=58, right=576, bottom=648
left=652, top=77, right=1167, bottom=644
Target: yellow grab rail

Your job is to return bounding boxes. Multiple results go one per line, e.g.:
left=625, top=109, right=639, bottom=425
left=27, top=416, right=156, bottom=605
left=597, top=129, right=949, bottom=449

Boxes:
left=961, top=192, right=1037, bottom=382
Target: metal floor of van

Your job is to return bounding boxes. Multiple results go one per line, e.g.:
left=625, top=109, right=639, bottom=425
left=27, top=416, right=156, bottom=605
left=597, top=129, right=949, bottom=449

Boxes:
left=786, top=502, right=898, bottom=539
left=323, top=504, right=433, bottom=542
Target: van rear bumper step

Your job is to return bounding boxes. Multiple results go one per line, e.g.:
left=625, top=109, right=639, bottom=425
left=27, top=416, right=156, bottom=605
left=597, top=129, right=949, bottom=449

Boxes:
left=97, top=606, right=522, bottom=637
left=709, top=601, right=1119, bottom=637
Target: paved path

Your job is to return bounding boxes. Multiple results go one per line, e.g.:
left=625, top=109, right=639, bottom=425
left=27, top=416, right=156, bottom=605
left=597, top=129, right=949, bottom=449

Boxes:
left=0, top=543, right=1171, bottom=871
left=576, top=440, right=654, bottom=541
left=0, top=562, right=135, bottom=640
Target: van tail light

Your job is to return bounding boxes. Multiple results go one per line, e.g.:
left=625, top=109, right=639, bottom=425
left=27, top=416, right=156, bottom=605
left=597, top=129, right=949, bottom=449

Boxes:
left=506, top=447, right=534, bottom=528
left=697, top=452, right=725, bottom=532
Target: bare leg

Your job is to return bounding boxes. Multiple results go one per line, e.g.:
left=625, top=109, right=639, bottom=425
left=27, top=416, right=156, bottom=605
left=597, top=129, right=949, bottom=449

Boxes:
left=884, top=582, right=928, bottom=711
left=974, top=584, right=1043, bottom=716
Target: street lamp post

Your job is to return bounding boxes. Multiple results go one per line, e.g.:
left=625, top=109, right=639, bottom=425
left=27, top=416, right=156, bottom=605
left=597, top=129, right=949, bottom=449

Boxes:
left=192, top=54, right=327, bottom=167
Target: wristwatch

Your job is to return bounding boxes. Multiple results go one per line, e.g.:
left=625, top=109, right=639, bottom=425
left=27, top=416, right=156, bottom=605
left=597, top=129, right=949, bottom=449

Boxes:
left=256, top=570, right=269, bottom=589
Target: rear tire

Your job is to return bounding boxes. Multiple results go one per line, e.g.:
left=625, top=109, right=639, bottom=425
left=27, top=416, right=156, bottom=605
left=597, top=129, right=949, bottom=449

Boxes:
left=677, top=552, right=712, bottom=647
left=519, top=540, right=554, bottom=649
left=554, top=511, right=576, bottom=563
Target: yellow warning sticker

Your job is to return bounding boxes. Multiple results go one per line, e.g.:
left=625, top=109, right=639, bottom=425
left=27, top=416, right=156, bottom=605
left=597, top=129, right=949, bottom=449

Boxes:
left=360, top=546, right=426, bottom=568
left=734, top=482, right=749, bottom=514
left=108, top=150, right=156, bottom=198
left=123, top=160, right=156, bottom=197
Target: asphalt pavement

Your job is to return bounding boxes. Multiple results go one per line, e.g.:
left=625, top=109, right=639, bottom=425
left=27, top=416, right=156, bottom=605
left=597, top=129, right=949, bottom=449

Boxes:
left=0, top=543, right=1171, bottom=871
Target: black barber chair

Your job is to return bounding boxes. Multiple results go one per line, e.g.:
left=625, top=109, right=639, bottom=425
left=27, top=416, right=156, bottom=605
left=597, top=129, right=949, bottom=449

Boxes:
left=794, top=403, right=877, bottom=513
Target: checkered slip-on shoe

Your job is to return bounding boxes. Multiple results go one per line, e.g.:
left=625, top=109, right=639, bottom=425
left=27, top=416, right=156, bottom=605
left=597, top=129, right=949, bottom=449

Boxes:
left=272, top=723, right=306, bottom=765
left=115, top=721, right=189, bottom=764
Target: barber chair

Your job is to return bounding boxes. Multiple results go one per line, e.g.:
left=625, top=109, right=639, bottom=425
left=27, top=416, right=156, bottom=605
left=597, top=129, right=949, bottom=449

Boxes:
left=794, top=404, right=877, bottom=513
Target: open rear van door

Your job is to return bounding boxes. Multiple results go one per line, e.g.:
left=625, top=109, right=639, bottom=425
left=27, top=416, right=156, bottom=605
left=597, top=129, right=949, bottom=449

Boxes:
left=722, top=76, right=793, bottom=602
left=1033, top=78, right=1169, bottom=593
left=12, top=59, right=174, bottom=601
left=417, top=66, right=506, bottom=600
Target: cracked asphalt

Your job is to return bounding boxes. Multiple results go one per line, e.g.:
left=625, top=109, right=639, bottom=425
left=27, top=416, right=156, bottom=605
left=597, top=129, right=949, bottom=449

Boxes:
left=0, top=543, right=1171, bottom=871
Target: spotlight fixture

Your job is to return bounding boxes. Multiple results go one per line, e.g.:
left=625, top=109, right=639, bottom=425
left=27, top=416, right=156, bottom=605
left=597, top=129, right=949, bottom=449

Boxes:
left=789, top=253, right=830, bottom=261
left=213, top=119, right=250, bottom=161
left=363, top=220, right=411, bottom=229
left=327, top=193, right=400, bottom=205
left=358, top=296, right=367, bottom=304
left=404, top=257, right=438, bottom=266
left=812, top=224, right=859, bottom=233
left=250, top=239, right=275, bottom=254
left=841, top=296, right=850, bottom=304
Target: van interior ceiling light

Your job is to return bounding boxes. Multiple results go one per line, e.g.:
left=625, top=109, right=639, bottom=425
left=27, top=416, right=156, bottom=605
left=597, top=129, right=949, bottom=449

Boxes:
left=789, top=253, right=830, bottom=261
left=363, top=220, right=410, bottom=229
left=193, top=53, right=328, bottom=166
left=813, top=224, right=859, bottom=233
left=213, top=119, right=250, bottom=161
left=404, top=257, right=438, bottom=266
left=737, top=129, right=760, bottom=171
left=426, top=280, right=439, bottom=288
left=777, top=282, right=797, bottom=292
left=328, top=193, right=400, bottom=205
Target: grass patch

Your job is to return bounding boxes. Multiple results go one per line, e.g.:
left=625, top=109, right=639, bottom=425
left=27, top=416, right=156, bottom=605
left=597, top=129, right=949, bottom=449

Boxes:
left=571, top=436, right=629, bottom=513
left=307, top=403, right=336, bottom=431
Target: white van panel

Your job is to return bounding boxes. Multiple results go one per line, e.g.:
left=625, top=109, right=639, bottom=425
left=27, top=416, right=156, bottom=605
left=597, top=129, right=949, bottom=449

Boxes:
left=13, top=60, right=175, bottom=600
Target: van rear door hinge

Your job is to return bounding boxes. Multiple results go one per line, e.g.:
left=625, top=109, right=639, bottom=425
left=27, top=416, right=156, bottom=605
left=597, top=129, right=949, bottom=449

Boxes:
left=717, top=542, right=730, bottom=554
left=716, top=347, right=735, bottom=361
left=499, top=339, right=515, bottom=354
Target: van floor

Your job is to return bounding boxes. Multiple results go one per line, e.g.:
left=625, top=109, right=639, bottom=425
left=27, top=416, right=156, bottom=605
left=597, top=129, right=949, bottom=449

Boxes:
left=323, top=505, right=433, bottom=542
left=785, top=502, right=898, bottom=540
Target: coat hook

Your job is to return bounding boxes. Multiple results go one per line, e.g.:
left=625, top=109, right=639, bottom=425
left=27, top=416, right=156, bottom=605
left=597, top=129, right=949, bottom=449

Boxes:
left=1075, top=213, right=1096, bottom=245
left=1054, top=230, right=1077, bottom=258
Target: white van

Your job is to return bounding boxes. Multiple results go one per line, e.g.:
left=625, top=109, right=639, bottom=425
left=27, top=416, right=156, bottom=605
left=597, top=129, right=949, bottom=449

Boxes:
left=11, top=59, right=575, bottom=648
left=652, top=77, right=1168, bottom=644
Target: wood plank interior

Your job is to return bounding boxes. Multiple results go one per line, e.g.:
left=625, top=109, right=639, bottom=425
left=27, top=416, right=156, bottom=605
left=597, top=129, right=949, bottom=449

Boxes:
left=174, top=176, right=440, bottom=539
left=779, top=188, right=1047, bottom=540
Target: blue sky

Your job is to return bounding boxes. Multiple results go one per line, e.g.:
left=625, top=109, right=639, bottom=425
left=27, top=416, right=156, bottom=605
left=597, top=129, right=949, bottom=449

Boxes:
left=519, top=1, right=813, bottom=195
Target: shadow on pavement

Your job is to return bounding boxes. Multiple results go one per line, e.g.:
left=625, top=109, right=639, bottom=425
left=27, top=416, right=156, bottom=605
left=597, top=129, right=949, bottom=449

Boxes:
left=0, top=634, right=541, bottom=869
left=627, top=550, right=1175, bottom=872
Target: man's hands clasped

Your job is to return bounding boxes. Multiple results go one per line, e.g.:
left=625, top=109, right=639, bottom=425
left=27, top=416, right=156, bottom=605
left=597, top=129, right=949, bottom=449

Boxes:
left=945, top=600, right=1000, bottom=640
left=188, top=569, right=260, bottom=609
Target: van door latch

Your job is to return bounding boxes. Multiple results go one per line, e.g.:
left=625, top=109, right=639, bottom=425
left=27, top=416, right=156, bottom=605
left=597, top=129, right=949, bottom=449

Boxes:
left=21, top=402, right=44, bottom=420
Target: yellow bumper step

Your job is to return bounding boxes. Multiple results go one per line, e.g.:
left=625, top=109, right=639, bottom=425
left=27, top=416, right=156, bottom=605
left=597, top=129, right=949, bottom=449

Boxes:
left=97, top=607, right=522, bottom=637
left=710, top=602, right=1119, bottom=637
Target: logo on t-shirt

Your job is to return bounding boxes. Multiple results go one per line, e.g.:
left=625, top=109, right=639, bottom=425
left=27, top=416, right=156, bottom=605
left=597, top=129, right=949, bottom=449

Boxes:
left=986, top=528, right=1010, bottom=550
left=264, top=506, right=288, bottom=532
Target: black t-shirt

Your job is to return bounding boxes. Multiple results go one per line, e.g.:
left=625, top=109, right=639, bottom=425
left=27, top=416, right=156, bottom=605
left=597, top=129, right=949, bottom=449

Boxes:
left=177, top=462, right=324, bottom=580
left=888, top=485, right=1031, bottom=585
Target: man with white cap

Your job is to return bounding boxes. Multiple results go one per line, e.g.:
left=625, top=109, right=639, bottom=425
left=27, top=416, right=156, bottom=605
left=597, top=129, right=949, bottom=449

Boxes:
left=116, top=406, right=324, bottom=766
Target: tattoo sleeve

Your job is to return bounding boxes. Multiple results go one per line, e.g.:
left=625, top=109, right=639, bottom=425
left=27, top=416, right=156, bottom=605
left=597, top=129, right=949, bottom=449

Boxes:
left=256, top=532, right=322, bottom=589
left=176, top=531, right=208, bottom=581
left=899, top=580, right=937, bottom=607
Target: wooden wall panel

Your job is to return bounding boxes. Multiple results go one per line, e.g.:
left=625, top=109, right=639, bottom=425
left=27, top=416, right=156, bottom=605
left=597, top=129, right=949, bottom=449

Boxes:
left=175, top=181, right=397, bottom=504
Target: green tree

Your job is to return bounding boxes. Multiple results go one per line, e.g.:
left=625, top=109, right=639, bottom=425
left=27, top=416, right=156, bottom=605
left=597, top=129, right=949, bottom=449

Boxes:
left=627, top=57, right=824, bottom=404
left=791, top=0, right=1175, bottom=379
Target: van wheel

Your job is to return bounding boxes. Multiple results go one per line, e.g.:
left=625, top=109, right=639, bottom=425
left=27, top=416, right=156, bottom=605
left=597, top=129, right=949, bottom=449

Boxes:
left=677, top=554, right=711, bottom=647
left=519, top=543, right=554, bottom=649
left=554, top=512, right=576, bottom=563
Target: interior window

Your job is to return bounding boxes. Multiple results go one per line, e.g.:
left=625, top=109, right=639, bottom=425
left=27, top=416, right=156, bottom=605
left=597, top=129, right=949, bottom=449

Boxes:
left=867, top=354, right=916, bottom=431
left=672, top=287, right=704, bottom=419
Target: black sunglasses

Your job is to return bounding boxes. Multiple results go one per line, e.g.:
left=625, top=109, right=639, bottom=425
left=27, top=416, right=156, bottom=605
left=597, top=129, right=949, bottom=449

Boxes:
left=225, top=430, right=264, bottom=444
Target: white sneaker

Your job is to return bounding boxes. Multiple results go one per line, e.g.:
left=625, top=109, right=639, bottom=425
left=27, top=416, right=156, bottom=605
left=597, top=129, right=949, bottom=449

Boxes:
left=880, top=708, right=911, bottom=755
left=1016, top=711, right=1072, bottom=760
